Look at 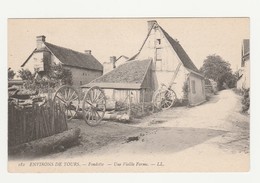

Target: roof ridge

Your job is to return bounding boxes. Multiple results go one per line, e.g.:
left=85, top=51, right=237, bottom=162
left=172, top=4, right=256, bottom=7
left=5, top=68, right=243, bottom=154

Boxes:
left=128, top=22, right=201, bottom=74
left=128, top=22, right=158, bottom=61
left=44, top=42, right=87, bottom=56
left=86, top=59, right=152, bottom=87
left=93, top=59, right=149, bottom=80
left=44, top=41, right=103, bottom=71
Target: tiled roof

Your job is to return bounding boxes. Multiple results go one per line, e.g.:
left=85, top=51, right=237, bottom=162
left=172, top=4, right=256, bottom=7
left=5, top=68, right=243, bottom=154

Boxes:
left=159, top=26, right=200, bottom=73
left=82, top=59, right=151, bottom=89
left=44, top=42, right=103, bottom=71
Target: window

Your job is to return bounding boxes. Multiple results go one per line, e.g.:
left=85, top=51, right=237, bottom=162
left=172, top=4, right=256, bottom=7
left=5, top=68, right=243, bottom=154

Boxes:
left=156, top=39, right=161, bottom=45
left=155, top=48, right=162, bottom=70
left=80, top=81, right=83, bottom=85
left=191, top=80, right=196, bottom=94
left=156, top=48, right=162, bottom=60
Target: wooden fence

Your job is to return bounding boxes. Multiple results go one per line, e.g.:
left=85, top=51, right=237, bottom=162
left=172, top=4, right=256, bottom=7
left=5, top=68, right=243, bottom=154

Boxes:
left=8, top=101, right=68, bottom=147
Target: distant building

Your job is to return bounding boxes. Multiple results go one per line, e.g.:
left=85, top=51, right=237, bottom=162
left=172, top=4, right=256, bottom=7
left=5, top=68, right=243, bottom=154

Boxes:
left=237, top=39, right=250, bottom=90
left=205, top=78, right=218, bottom=95
left=103, top=55, right=129, bottom=74
left=115, top=55, right=129, bottom=67
left=83, top=21, right=206, bottom=106
left=21, top=35, right=103, bottom=87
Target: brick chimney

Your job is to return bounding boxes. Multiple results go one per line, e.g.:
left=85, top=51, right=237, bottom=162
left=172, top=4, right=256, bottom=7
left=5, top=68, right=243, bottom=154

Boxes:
left=85, top=50, right=91, bottom=55
left=147, top=20, right=157, bottom=32
left=36, top=35, right=46, bottom=50
left=110, top=56, right=116, bottom=68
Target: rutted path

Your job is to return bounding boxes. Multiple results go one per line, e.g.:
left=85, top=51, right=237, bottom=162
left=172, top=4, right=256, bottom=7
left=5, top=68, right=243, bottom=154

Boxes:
left=43, top=89, right=249, bottom=171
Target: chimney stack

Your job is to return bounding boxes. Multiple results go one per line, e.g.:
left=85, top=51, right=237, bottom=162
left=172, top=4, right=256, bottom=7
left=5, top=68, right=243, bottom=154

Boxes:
left=85, top=50, right=91, bottom=55
left=147, top=20, right=157, bottom=32
left=36, top=35, right=46, bottom=50
left=110, top=56, right=116, bottom=68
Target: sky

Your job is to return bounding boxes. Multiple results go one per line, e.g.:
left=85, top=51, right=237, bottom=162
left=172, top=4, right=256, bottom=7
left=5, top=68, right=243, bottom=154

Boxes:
left=8, top=18, right=249, bottom=77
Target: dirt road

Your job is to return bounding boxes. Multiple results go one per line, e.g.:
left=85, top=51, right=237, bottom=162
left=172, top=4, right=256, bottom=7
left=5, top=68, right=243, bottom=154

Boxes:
left=44, top=89, right=249, bottom=171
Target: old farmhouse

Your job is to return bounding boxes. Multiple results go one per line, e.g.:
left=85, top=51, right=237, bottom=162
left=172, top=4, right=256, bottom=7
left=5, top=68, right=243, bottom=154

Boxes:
left=83, top=20, right=206, bottom=106
left=21, top=35, right=103, bottom=87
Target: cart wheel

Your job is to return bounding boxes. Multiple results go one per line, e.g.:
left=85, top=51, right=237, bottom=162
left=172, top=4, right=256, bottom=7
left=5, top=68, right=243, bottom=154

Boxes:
left=153, top=89, right=177, bottom=110
left=53, top=85, right=80, bottom=121
left=82, top=86, right=106, bottom=126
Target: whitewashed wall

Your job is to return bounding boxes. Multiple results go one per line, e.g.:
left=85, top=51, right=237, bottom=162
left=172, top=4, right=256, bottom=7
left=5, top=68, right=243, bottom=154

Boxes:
left=136, top=26, right=189, bottom=100
left=22, top=52, right=44, bottom=72
left=188, top=73, right=206, bottom=105
left=237, top=59, right=250, bottom=90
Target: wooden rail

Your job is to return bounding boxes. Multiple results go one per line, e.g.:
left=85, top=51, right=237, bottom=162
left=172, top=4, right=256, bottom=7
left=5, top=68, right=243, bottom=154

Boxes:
left=8, top=101, right=68, bottom=147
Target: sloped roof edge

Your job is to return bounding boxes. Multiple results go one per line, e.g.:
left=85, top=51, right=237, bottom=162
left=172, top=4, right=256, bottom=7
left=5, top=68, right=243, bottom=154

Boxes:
left=128, top=22, right=201, bottom=75
left=159, top=25, right=200, bottom=73
left=128, top=22, right=156, bottom=61
left=21, top=48, right=37, bottom=67
left=83, top=59, right=152, bottom=89
left=186, top=68, right=204, bottom=78
left=81, top=82, right=142, bottom=89
left=44, top=42, right=103, bottom=71
left=21, top=42, right=103, bottom=71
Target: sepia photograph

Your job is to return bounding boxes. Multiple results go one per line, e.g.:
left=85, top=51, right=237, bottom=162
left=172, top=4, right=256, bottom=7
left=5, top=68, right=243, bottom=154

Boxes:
left=7, top=18, right=250, bottom=172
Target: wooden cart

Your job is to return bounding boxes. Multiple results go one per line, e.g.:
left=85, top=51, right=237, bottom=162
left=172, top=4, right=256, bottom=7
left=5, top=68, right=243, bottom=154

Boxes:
left=152, top=63, right=182, bottom=110
left=52, top=85, right=106, bottom=126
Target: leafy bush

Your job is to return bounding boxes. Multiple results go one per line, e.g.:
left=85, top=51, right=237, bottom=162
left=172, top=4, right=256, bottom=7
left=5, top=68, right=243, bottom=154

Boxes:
left=130, top=102, right=154, bottom=118
left=18, top=68, right=34, bottom=80
left=182, top=80, right=189, bottom=99
left=115, top=101, right=154, bottom=118
left=49, top=64, right=72, bottom=86
left=18, top=64, right=72, bottom=94
left=200, top=54, right=237, bottom=90
left=8, top=68, right=16, bottom=80
left=241, top=88, right=250, bottom=113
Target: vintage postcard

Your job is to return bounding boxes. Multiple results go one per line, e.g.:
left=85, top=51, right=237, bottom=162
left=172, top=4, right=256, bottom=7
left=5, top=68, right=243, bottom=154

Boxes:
left=8, top=18, right=250, bottom=172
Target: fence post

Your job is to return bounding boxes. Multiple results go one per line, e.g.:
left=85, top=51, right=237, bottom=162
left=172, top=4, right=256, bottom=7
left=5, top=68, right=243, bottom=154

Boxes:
left=128, top=91, right=131, bottom=116
left=142, top=89, right=145, bottom=114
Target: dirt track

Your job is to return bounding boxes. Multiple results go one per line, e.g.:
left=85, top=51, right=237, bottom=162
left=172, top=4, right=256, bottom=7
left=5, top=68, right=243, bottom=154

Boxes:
left=43, top=89, right=249, bottom=171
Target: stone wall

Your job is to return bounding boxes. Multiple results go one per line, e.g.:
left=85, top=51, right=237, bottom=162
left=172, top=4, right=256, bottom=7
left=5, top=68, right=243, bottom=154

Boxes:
left=63, top=66, right=102, bottom=87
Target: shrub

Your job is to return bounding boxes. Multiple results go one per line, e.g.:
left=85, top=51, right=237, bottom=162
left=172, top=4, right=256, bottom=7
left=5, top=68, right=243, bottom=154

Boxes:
left=18, top=64, right=73, bottom=97
left=130, top=102, right=154, bottom=118
left=241, top=88, right=250, bottom=113
left=8, top=68, right=16, bottom=80
left=182, top=80, right=189, bottom=99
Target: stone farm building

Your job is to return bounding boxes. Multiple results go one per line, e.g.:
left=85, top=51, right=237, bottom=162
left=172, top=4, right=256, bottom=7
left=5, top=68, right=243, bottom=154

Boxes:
left=21, top=35, right=103, bottom=87
left=237, top=39, right=250, bottom=90
left=85, top=59, right=153, bottom=103
left=82, top=20, right=206, bottom=106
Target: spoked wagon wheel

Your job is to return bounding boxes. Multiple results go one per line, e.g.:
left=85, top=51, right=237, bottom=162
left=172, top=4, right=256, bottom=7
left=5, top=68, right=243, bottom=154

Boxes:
left=53, top=85, right=80, bottom=121
left=153, top=89, right=177, bottom=110
left=82, top=86, right=106, bottom=126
